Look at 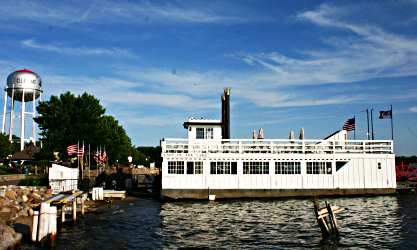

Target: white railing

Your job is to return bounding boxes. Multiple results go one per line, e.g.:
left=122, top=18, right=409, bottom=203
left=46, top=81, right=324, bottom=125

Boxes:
left=161, top=138, right=393, bottom=155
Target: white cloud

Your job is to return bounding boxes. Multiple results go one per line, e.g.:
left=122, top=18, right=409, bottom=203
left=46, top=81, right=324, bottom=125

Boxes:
left=0, top=0, right=254, bottom=25
left=43, top=73, right=216, bottom=110
left=230, top=3, right=417, bottom=90
left=21, top=39, right=137, bottom=58
left=410, top=106, right=417, bottom=113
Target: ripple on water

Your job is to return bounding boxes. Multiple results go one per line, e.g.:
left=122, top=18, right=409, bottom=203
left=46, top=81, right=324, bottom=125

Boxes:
left=20, top=195, right=417, bottom=249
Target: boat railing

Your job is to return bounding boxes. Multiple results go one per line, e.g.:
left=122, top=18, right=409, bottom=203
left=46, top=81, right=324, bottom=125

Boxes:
left=161, top=138, right=393, bottom=155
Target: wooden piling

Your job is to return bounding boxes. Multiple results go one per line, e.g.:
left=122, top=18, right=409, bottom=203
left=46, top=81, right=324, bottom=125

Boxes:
left=314, top=200, right=343, bottom=238
left=314, top=201, right=330, bottom=237
left=48, top=206, right=57, bottom=247
left=72, top=198, right=77, bottom=222
left=61, top=205, right=66, bottom=223
left=326, top=202, right=339, bottom=235
left=38, top=202, right=50, bottom=242
left=81, top=197, right=85, bottom=215
left=31, top=211, right=39, bottom=242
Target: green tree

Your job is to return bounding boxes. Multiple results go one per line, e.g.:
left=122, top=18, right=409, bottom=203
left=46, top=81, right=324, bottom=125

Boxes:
left=0, top=133, right=17, bottom=159
left=35, top=92, right=133, bottom=164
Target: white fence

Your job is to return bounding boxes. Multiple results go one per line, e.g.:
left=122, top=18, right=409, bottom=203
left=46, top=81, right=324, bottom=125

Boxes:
left=48, top=164, right=78, bottom=194
left=162, top=139, right=393, bottom=156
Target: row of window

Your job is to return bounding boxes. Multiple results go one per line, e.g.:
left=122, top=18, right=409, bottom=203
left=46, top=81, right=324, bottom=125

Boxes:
left=168, top=161, right=339, bottom=175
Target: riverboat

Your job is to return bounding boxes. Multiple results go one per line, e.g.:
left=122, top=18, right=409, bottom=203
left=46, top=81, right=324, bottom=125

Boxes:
left=160, top=89, right=396, bottom=199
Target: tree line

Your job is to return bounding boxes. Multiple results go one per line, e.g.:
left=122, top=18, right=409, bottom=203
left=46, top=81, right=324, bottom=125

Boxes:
left=1, top=91, right=160, bottom=167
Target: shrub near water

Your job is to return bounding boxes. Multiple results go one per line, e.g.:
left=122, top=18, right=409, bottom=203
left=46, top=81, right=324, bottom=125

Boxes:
left=18, top=176, right=48, bottom=186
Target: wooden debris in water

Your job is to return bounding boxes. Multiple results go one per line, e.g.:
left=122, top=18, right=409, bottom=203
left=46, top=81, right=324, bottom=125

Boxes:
left=314, top=200, right=344, bottom=238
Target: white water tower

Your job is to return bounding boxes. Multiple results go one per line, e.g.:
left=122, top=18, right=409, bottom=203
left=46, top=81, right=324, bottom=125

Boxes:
left=1, top=69, right=43, bottom=151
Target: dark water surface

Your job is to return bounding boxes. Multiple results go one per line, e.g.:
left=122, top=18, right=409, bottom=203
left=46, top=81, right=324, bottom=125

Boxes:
left=23, top=195, right=417, bottom=249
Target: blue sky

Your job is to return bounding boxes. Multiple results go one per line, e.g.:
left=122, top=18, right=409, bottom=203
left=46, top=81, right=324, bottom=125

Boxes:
left=0, top=0, right=416, bottom=155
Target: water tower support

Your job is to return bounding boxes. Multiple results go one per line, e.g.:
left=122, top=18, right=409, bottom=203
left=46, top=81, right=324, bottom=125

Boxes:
left=1, top=90, right=6, bottom=133
left=9, top=88, right=14, bottom=141
left=32, top=91, right=36, bottom=143
left=21, top=89, right=25, bottom=151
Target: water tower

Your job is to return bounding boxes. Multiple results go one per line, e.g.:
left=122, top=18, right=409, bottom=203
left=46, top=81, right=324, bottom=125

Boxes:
left=1, top=69, right=43, bottom=151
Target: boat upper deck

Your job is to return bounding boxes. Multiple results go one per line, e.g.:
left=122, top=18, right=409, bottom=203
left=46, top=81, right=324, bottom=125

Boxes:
left=161, top=138, right=393, bottom=156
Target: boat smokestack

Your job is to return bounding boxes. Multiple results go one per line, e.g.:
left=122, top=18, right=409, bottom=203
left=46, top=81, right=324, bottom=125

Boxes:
left=221, top=88, right=231, bottom=139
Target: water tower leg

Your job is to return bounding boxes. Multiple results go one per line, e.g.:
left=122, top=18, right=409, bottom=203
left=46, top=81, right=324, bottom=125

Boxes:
left=32, top=91, right=36, bottom=143
left=9, top=89, right=14, bottom=142
left=21, top=89, right=25, bottom=151
left=1, top=91, right=7, bottom=134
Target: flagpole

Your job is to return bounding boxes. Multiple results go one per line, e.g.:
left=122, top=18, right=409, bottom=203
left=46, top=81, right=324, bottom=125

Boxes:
left=353, top=115, right=356, bottom=140
left=370, top=108, right=374, bottom=140
left=88, top=144, right=91, bottom=180
left=390, top=104, right=394, bottom=140
left=77, top=141, right=80, bottom=182
left=366, top=109, right=370, bottom=140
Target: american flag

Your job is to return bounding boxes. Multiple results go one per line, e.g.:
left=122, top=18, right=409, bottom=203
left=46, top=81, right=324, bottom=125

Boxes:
left=67, top=144, right=78, bottom=156
left=343, top=118, right=355, bottom=131
left=100, top=150, right=108, bottom=163
left=93, top=149, right=107, bottom=164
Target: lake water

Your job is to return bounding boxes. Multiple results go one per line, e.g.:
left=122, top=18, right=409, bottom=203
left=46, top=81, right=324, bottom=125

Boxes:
left=22, top=194, right=417, bottom=249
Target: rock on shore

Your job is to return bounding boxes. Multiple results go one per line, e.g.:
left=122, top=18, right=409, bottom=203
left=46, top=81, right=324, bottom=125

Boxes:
left=0, top=224, right=22, bottom=250
left=0, top=185, right=51, bottom=224
left=0, top=185, right=52, bottom=249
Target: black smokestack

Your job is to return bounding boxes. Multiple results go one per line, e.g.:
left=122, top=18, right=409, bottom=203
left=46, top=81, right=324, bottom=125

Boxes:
left=221, top=88, right=231, bottom=139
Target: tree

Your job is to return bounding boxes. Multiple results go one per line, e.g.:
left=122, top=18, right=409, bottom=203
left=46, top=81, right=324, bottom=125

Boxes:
left=95, top=115, right=133, bottom=164
left=0, top=133, right=17, bottom=159
left=35, top=92, right=133, bottom=164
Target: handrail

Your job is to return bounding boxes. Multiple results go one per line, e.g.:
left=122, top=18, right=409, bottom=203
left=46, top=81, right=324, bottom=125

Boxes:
left=161, top=138, right=394, bottom=155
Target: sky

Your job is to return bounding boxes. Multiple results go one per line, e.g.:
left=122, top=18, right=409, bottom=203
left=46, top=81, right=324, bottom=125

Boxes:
left=0, top=0, right=416, bottom=155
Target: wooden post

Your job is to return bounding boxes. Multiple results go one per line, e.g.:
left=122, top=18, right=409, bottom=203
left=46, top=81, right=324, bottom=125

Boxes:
left=314, top=201, right=330, bottom=238
left=326, top=202, right=339, bottom=235
left=38, top=202, right=50, bottom=242
left=48, top=206, right=57, bottom=247
left=81, top=197, right=85, bottom=216
left=72, top=198, right=77, bottom=222
left=61, top=205, right=66, bottom=223
left=31, top=211, right=39, bottom=242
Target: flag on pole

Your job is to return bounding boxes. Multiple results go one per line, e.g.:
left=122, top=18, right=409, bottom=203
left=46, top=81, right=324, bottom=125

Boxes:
left=77, top=143, right=85, bottom=157
left=67, top=144, right=78, bottom=156
left=379, top=110, right=392, bottom=119
left=343, top=118, right=355, bottom=131
left=100, top=149, right=108, bottom=164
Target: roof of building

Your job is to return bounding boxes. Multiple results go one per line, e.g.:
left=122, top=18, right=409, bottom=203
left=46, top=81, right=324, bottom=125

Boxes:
left=183, top=118, right=222, bottom=128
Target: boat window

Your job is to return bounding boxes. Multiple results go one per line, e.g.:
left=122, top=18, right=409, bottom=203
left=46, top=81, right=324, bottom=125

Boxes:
left=336, top=161, right=348, bottom=171
left=206, top=128, right=214, bottom=139
left=168, top=161, right=184, bottom=174
left=196, top=128, right=205, bottom=139
left=187, top=161, right=203, bottom=174
left=210, top=161, right=236, bottom=174
left=243, top=162, right=269, bottom=174
left=187, top=162, right=194, bottom=174
left=275, top=162, right=301, bottom=174
left=194, top=162, right=203, bottom=174
left=326, top=162, right=332, bottom=174
left=231, top=162, right=237, bottom=175
left=210, top=162, right=216, bottom=174
left=306, top=162, right=331, bottom=174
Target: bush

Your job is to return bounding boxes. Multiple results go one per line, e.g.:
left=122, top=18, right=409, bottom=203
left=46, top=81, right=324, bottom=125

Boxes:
left=18, top=176, right=48, bottom=186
